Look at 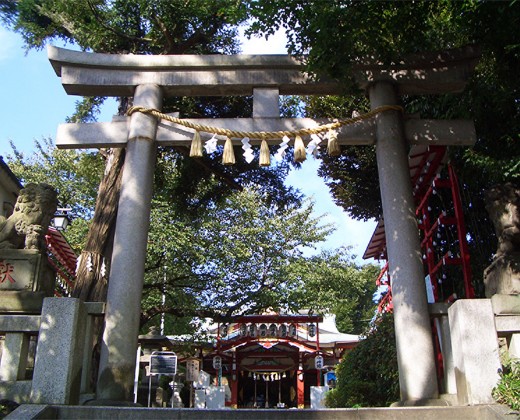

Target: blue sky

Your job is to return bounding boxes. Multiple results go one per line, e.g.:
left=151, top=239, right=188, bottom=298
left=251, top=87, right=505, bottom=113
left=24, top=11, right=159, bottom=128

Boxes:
left=0, top=26, right=377, bottom=263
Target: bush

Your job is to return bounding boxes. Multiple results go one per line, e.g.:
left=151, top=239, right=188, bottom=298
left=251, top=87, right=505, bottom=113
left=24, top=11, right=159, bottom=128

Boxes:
left=325, top=313, right=399, bottom=407
left=493, top=359, right=520, bottom=410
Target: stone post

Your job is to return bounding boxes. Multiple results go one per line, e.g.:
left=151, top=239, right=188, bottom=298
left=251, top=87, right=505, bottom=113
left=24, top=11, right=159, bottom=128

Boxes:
left=0, top=332, right=29, bottom=381
left=369, top=82, right=438, bottom=401
left=449, top=299, right=501, bottom=405
left=437, top=315, right=457, bottom=395
left=97, top=84, right=163, bottom=401
left=30, top=298, right=86, bottom=404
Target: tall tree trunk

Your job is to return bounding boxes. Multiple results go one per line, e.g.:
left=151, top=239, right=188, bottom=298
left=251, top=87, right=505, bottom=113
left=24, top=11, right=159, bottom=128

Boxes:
left=72, top=147, right=125, bottom=301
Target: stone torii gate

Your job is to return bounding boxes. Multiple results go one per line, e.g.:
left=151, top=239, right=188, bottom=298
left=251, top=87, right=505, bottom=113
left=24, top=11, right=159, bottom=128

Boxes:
left=49, top=45, right=478, bottom=403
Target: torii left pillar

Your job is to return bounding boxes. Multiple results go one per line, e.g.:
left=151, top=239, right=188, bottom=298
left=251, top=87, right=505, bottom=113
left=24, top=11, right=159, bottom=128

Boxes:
left=97, top=84, right=163, bottom=400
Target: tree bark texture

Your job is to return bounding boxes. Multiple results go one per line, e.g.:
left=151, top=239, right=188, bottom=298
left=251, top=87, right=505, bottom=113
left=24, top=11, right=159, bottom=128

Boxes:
left=72, top=147, right=125, bottom=301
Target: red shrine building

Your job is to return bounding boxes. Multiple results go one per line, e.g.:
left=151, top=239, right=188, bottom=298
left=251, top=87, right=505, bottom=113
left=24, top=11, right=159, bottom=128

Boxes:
left=137, top=312, right=359, bottom=408
left=202, top=313, right=359, bottom=408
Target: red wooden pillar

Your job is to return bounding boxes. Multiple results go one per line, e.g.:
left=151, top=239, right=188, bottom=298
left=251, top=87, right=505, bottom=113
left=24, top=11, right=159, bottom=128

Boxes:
left=230, top=377, right=238, bottom=408
left=316, top=325, right=321, bottom=386
left=297, top=355, right=304, bottom=408
left=448, top=164, right=474, bottom=298
left=230, top=353, right=238, bottom=408
left=297, top=374, right=304, bottom=408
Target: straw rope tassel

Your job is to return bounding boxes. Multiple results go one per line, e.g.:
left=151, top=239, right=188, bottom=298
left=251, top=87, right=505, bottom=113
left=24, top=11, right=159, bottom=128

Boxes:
left=189, top=130, right=203, bottom=157
left=222, top=137, right=236, bottom=165
left=327, top=130, right=341, bottom=156
left=259, top=139, right=271, bottom=167
left=294, top=135, right=306, bottom=163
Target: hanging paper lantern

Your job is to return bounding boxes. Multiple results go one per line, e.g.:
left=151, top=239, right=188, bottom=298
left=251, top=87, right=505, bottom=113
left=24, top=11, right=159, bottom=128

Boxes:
left=315, top=355, right=324, bottom=369
left=249, top=324, right=257, bottom=337
left=240, top=324, right=247, bottom=337
left=308, top=323, right=316, bottom=337
left=213, top=355, right=222, bottom=370
left=259, top=323, right=268, bottom=337
left=279, top=324, right=288, bottom=338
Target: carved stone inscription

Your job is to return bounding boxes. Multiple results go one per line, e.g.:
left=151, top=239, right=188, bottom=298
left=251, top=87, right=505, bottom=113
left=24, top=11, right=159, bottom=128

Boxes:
left=0, top=251, right=42, bottom=292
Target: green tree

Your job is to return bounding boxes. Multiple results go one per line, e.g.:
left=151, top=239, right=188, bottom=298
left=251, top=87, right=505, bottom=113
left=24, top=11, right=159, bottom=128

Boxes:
left=249, top=0, right=520, bottom=291
left=7, top=140, right=379, bottom=336
left=0, top=0, right=267, bottom=301
left=6, top=137, right=103, bottom=252
left=6, top=136, right=383, bottom=335
left=326, top=313, right=399, bottom=408
left=141, top=187, right=333, bottom=331
left=287, top=248, right=379, bottom=334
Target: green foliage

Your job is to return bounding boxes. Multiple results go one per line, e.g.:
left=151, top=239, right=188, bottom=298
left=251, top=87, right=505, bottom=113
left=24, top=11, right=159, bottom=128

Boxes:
left=1, top=0, right=391, bottom=337
left=287, top=248, right=379, bottom=334
left=493, top=359, right=520, bottom=411
left=1, top=0, right=251, bottom=121
left=249, top=1, right=476, bottom=85
left=326, top=313, right=399, bottom=408
left=250, top=1, right=520, bottom=293
left=6, top=138, right=103, bottom=252
left=6, top=137, right=373, bottom=334
left=3, top=0, right=249, bottom=55
left=142, top=186, right=334, bottom=328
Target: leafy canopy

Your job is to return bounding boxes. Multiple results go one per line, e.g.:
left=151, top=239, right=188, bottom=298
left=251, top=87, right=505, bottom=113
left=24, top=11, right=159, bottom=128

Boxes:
left=249, top=1, right=520, bottom=295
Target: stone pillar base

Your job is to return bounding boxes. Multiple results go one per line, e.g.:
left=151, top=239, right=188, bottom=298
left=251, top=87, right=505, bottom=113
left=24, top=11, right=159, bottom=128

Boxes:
left=391, top=397, right=453, bottom=407
left=448, top=299, right=502, bottom=405
left=30, top=298, right=86, bottom=405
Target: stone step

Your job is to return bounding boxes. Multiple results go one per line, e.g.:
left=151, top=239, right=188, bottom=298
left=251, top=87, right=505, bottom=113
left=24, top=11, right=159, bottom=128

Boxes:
left=7, top=404, right=517, bottom=420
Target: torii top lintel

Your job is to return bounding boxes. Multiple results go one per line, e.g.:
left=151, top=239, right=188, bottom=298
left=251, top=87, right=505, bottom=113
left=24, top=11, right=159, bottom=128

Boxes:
left=48, top=45, right=480, bottom=98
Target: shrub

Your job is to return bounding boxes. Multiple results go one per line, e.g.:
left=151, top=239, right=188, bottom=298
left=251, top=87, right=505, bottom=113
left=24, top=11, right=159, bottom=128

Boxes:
left=493, top=359, right=520, bottom=410
left=325, top=313, right=399, bottom=407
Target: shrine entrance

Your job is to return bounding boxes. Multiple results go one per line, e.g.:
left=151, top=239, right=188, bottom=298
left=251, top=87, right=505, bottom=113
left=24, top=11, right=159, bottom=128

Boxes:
left=236, top=343, right=298, bottom=408
left=49, top=45, right=479, bottom=404
left=201, top=314, right=360, bottom=408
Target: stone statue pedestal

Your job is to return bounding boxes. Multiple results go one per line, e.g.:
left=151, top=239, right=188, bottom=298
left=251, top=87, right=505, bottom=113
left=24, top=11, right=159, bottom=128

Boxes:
left=484, top=252, right=520, bottom=297
left=0, top=250, right=56, bottom=314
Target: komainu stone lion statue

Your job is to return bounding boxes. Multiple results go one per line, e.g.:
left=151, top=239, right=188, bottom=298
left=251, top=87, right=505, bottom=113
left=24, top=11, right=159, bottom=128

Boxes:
left=0, top=183, right=58, bottom=252
left=483, top=183, right=520, bottom=297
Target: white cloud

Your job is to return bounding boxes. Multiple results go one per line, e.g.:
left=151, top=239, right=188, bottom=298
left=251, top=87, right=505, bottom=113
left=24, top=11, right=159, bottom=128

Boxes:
left=239, top=25, right=288, bottom=55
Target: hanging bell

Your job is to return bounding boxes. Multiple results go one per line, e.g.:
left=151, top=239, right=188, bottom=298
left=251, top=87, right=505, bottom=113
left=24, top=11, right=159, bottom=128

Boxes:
left=189, top=130, right=203, bottom=158
left=259, top=139, right=271, bottom=167
left=294, top=135, right=306, bottom=163
left=222, top=136, right=236, bottom=165
left=327, top=130, right=341, bottom=156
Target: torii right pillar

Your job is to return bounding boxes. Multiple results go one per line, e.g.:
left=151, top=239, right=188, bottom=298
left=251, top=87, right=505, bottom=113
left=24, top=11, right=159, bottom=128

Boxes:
left=370, top=82, right=438, bottom=402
